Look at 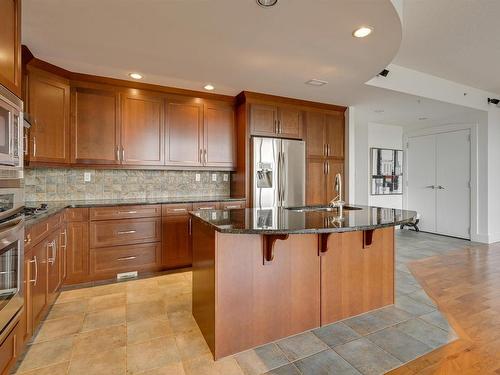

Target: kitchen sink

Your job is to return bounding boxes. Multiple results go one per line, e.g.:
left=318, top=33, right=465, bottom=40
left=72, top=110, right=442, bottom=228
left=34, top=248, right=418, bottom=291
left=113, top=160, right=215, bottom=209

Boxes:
left=285, top=205, right=363, bottom=212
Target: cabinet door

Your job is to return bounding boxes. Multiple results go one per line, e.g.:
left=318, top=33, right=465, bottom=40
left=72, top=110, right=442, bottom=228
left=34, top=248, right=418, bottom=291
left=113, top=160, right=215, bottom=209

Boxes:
left=325, top=112, right=344, bottom=158
left=278, top=107, right=302, bottom=139
left=27, top=69, right=70, bottom=163
left=165, top=99, right=203, bottom=166
left=60, top=226, right=67, bottom=281
left=162, top=214, right=192, bottom=268
left=204, top=103, right=236, bottom=168
left=30, top=241, right=48, bottom=329
left=0, top=0, right=21, bottom=97
left=121, top=90, right=164, bottom=166
left=65, top=221, right=90, bottom=284
left=47, top=231, right=62, bottom=303
left=305, top=112, right=326, bottom=158
left=325, top=160, right=344, bottom=203
left=321, top=228, right=394, bottom=324
left=20, top=250, right=33, bottom=345
left=306, top=159, right=327, bottom=205
left=71, top=86, right=120, bottom=165
left=250, top=104, right=277, bottom=137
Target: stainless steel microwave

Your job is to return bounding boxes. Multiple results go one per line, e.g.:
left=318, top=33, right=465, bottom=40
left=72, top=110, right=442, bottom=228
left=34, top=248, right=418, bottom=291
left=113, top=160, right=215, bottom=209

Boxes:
left=0, top=85, right=23, bottom=169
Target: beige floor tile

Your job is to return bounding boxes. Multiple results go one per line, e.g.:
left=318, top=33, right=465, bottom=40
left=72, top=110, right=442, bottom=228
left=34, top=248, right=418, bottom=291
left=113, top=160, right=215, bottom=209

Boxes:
left=127, top=318, right=173, bottom=344
left=17, top=336, right=74, bottom=372
left=159, top=281, right=191, bottom=298
left=157, top=273, right=188, bottom=286
left=127, top=291, right=163, bottom=304
left=90, top=282, right=127, bottom=297
left=127, top=336, right=181, bottom=374
left=87, top=292, right=126, bottom=311
left=167, top=311, right=199, bottom=334
left=56, top=288, right=91, bottom=304
left=34, top=315, right=84, bottom=343
left=82, top=306, right=126, bottom=332
left=183, top=354, right=244, bottom=375
left=72, top=324, right=127, bottom=358
left=164, top=294, right=192, bottom=313
left=134, top=362, right=185, bottom=375
left=127, top=279, right=159, bottom=294
left=46, top=300, right=89, bottom=320
left=127, top=300, right=166, bottom=322
left=15, top=361, right=69, bottom=375
left=175, top=331, right=211, bottom=360
left=69, top=346, right=126, bottom=375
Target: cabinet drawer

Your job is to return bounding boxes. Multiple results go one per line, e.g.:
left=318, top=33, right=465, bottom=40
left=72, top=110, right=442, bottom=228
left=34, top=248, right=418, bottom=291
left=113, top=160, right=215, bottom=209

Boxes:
left=162, top=203, right=193, bottom=216
left=90, top=218, right=161, bottom=248
left=27, top=212, right=63, bottom=247
left=65, top=208, right=89, bottom=222
left=90, top=243, right=161, bottom=275
left=220, top=200, right=246, bottom=210
left=0, top=322, right=19, bottom=375
left=192, top=202, right=220, bottom=211
left=90, top=205, right=161, bottom=221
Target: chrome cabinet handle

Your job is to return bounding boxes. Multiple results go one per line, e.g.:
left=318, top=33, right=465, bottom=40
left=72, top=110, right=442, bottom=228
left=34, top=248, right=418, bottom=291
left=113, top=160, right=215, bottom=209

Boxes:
left=29, top=256, right=38, bottom=285
left=204, top=149, right=207, bottom=164
left=117, top=230, right=136, bottom=235
left=60, top=229, right=67, bottom=249
left=116, top=146, right=120, bottom=161
left=188, top=218, right=192, bottom=235
left=48, top=240, right=56, bottom=264
left=119, top=210, right=137, bottom=214
left=33, top=136, right=36, bottom=157
left=224, top=205, right=240, bottom=209
left=23, top=133, right=28, bottom=155
left=323, top=161, right=327, bottom=175
left=121, top=147, right=125, bottom=161
left=117, top=256, right=137, bottom=261
left=274, top=119, right=278, bottom=134
left=327, top=161, right=330, bottom=175
left=277, top=120, right=281, bottom=134
left=324, top=144, right=327, bottom=156
left=327, top=144, right=331, bottom=156
left=197, top=207, right=214, bottom=210
left=171, top=208, right=187, bottom=212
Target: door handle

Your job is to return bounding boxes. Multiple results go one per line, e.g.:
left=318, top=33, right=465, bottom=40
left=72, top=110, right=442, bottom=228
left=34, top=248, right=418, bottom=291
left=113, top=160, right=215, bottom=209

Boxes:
left=33, top=136, right=36, bottom=157
left=281, top=152, right=286, bottom=202
left=277, top=152, right=282, bottom=204
left=117, top=256, right=137, bottom=261
left=116, top=146, right=120, bottom=161
left=47, top=241, right=56, bottom=264
left=60, top=229, right=67, bottom=249
left=29, top=256, right=38, bottom=285
left=119, top=210, right=137, bottom=214
left=117, top=230, right=136, bottom=235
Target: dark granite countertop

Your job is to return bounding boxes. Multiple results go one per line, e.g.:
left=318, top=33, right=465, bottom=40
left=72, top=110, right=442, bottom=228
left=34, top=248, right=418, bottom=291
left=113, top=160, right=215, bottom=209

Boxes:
left=24, top=196, right=245, bottom=228
left=189, top=205, right=417, bottom=234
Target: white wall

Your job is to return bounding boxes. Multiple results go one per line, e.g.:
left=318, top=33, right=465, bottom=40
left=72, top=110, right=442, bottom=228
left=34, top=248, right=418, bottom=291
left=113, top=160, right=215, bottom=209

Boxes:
left=368, top=123, right=403, bottom=209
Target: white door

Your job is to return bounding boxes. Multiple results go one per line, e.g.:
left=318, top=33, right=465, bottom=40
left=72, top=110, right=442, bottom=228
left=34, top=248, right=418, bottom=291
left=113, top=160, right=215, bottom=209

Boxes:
left=407, top=135, right=437, bottom=233
left=435, top=130, right=470, bottom=238
left=406, top=130, right=471, bottom=239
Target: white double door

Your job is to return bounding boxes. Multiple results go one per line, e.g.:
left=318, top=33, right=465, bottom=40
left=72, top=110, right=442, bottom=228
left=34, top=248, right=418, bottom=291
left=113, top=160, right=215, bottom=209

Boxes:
left=407, top=129, right=471, bottom=239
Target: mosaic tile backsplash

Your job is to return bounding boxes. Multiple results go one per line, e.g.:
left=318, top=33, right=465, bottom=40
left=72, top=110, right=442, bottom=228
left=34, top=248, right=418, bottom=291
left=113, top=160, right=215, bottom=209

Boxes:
left=24, top=168, right=231, bottom=201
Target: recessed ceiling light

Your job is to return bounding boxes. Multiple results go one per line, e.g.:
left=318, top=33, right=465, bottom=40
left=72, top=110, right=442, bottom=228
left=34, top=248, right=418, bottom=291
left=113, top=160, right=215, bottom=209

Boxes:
left=129, top=73, right=143, bottom=80
left=204, top=84, right=215, bottom=91
left=353, top=26, right=373, bottom=38
left=256, top=0, right=278, bottom=7
left=305, top=79, right=328, bottom=87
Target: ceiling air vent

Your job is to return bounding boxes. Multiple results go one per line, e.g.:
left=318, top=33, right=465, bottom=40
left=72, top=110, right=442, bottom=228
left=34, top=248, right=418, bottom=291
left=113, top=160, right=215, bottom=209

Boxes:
left=305, top=79, right=328, bottom=87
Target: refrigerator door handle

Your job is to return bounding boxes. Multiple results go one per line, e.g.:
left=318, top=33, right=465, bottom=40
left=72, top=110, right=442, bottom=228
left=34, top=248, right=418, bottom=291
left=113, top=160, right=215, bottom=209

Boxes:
left=277, top=151, right=282, bottom=206
left=281, top=152, right=286, bottom=205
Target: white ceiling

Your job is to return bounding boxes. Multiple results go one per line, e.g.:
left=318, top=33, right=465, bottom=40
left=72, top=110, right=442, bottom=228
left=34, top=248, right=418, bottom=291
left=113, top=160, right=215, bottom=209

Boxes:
left=394, top=0, right=500, bottom=95
left=22, top=0, right=402, bottom=105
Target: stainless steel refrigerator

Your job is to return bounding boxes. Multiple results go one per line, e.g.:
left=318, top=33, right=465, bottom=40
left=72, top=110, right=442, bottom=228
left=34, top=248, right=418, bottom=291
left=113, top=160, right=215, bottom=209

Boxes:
left=252, top=137, right=305, bottom=208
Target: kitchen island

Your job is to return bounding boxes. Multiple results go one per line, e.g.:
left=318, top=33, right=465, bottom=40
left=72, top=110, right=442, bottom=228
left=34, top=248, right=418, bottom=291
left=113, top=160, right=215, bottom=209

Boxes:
left=190, top=205, right=417, bottom=359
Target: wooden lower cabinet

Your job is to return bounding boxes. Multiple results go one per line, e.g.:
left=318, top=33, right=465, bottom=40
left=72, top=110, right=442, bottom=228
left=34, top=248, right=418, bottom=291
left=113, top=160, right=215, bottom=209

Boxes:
left=321, top=227, right=395, bottom=324
left=0, top=322, right=20, bottom=375
left=162, top=204, right=192, bottom=268
left=47, top=229, right=63, bottom=305
left=29, top=240, right=48, bottom=329
left=306, top=158, right=344, bottom=205
left=65, top=220, right=90, bottom=284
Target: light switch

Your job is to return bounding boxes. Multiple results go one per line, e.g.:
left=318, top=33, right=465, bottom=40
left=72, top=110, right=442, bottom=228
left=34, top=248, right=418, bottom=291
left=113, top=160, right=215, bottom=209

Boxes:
left=84, top=172, right=91, bottom=182
left=212, top=173, right=217, bottom=182
left=223, top=174, right=229, bottom=182
left=195, top=173, right=201, bottom=182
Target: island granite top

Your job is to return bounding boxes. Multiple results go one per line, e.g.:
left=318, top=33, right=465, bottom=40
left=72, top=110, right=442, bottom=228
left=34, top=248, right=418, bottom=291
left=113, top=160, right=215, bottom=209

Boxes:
left=189, top=205, right=417, bottom=234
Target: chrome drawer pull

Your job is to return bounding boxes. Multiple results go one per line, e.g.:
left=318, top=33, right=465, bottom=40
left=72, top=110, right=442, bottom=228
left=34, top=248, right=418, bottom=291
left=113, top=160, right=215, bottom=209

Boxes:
left=29, top=256, right=38, bottom=285
left=117, top=230, right=136, bottom=235
left=119, top=210, right=137, bottom=214
left=198, top=207, right=214, bottom=210
left=171, top=208, right=187, bottom=212
left=225, top=205, right=240, bottom=209
left=117, top=256, right=137, bottom=261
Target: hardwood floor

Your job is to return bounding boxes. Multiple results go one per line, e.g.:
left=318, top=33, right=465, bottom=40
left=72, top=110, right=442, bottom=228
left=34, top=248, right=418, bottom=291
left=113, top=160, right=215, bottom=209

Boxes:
left=389, top=239, right=500, bottom=374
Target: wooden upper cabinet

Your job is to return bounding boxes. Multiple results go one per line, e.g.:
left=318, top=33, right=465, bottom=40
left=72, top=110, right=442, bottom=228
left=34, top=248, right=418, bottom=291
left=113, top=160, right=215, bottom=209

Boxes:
left=306, top=158, right=327, bottom=206
left=165, top=98, right=203, bottom=166
left=0, top=0, right=21, bottom=97
left=121, top=90, right=164, bottom=166
left=27, top=68, right=70, bottom=163
left=278, top=107, right=302, bottom=139
left=325, top=112, right=344, bottom=158
left=71, top=86, right=120, bottom=165
left=250, top=104, right=277, bottom=137
left=204, top=103, right=236, bottom=168
left=305, top=111, right=326, bottom=158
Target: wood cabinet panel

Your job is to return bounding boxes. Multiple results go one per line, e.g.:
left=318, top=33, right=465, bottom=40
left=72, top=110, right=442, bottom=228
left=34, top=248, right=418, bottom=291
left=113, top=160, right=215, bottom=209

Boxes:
left=90, top=205, right=161, bottom=221
left=325, top=112, right=344, bottom=158
left=162, top=215, right=192, bottom=268
left=65, top=208, right=89, bottom=222
left=121, top=91, right=164, bottom=165
left=47, top=230, right=62, bottom=304
left=90, top=218, right=161, bottom=248
left=65, top=221, right=89, bottom=284
left=0, top=0, right=21, bottom=97
left=27, top=69, right=70, bottom=163
left=321, top=227, right=394, bottom=324
left=278, top=107, right=302, bottom=139
left=250, top=104, right=277, bottom=136
left=165, top=99, right=203, bottom=166
left=0, top=322, right=19, bottom=375
left=161, top=203, right=192, bottom=216
left=305, top=111, right=326, bottom=158
left=192, top=202, right=220, bottom=211
left=306, top=159, right=327, bottom=205
left=30, top=240, right=48, bottom=329
left=214, top=233, right=320, bottom=359
left=204, top=103, right=236, bottom=167
left=220, top=200, right=246, bottom=210
left=71, top=87, right=120, bottom=164
left=90, top=242, right=161, bottom=275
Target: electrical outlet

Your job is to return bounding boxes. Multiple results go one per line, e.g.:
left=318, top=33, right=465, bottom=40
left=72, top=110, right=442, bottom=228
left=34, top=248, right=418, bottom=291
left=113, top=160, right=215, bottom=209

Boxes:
left=84, top=172, right=91, bottom=182
left=223, top=174, right=229, bottom=182
left=212, top=173, right=217, bottom=182
left=195, top=173, right=201, bottom=182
